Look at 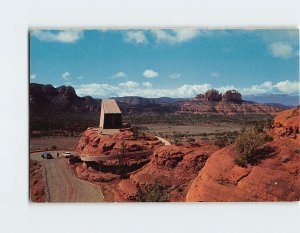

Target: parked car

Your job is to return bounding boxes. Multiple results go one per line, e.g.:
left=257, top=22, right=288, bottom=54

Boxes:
left=62, top=151, right=73, bottom=158
left=41, top=152, right=53, bottom=159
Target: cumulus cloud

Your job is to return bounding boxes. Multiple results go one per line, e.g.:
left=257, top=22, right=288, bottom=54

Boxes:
left=30, top=74, right=37, bottom=80
left=124, top=31, right=147, bottom=44
left=119, top=81, right=139, bottom=89
left=241, top=80, right=299, bottom=95
left=210, top=72, right=220, bottom=78
left=113, top=72, right=127, bottom=78
left=73, top=79, right=299, bottom=99
left=274, top=80, right=299, bottom=93
left=151, top=29, right=202, bottom=44
left=143, top=69, right=158, bottom=78
left=169, top=73, right=181, bottom=79
left=74, top=82, right=212, bottom=98
left=31, top=30, right=83, bottom=43
left=269, top=42, right=294, bottom=59
left=62, top=72, right=71, bottom=81
left=142, top=82, right=153, bottom=88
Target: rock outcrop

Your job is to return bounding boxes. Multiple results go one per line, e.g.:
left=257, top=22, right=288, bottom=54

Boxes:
left=204, top=89, right=222, bottom=101
left=119, top=141, right=218, bottom=202
left=179, top=100, right=280, bottom=115
left=76, top=128, right=162, bottom=157
left=30, top=160, right=48, bottom=202
left=270, top=107, right=300, bottom=140
left=186, top=108, right=300, bottom=202
left=222, top=90, right=242, bottom=103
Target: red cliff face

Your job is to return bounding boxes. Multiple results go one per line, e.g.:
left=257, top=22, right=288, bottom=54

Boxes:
left=190, top=89, right=280, bottom=115
left=180, top=101, right=280, bottom=115
left=75, top=128, right=162, bottom=157
left=186, top=108, right=300, bottom=202
left=270, top=107, right=300, bottom=141
left=120, top=141, right=218, bottom=202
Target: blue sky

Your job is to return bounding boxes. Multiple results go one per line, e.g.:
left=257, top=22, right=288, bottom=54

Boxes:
left=30, top=29, right=299, bottom=98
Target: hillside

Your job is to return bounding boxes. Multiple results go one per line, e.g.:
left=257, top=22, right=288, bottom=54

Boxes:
left=29, top=83, right=284, bottom=136
left=30, top=83, right=284, bottom=115
left=186, top=107, right=300, bottom=202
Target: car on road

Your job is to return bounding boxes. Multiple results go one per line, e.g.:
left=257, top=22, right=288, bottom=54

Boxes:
left=41, top=152, right=53, bottom=159
left=62, top=151, right=73, bottom=158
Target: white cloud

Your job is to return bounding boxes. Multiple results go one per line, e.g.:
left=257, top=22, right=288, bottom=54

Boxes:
left=75, top=83, right=120, bottom=98
left=30, top=74, right=37, bottom=80
left=74, top=82, right=212, bottom=98
left=151, top=29, right=202, bottom=44
left=74, top=80, right=299, bottom=99
left=169, top=73, right=181, bottom=79
left=143, top=69, right=158, bottom=78
left=210, top=72, right=220, bottom=78
left=124, top=31, right=147, bottom=44
left=113, top=72, right=127, bottom=78
left=269, top=42, right=294, bottom=59
left=274, top=80, right=299, bottom=94
left=31, top=30, right=83, bottom=43
left=240, top=80, right=299, bottom=95
left=119, top=81, right=139, bottom=89
left=78, top=76, right=84, bottom=80
left=142, top=82, right=153, bottom=88
left=62, top=72, right=71, bottom=81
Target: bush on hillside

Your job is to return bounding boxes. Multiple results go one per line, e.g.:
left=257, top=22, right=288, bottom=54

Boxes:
left=135, top=180, right=168, bottom=202
left=234, top=129, right=273, bottom=166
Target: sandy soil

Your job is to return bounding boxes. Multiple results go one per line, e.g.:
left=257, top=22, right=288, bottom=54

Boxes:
left=30, top=151, right=105, bottom=202
left=30, top=136, right=80, bottom=151
left=142, top=123, right=250, bottom=140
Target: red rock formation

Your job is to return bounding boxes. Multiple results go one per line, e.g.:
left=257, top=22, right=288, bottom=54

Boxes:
left=270, top=107, right=300, bottom=140
left=186, top=108, right=300, bottom=202
left=122, top=141, right=218, bottom=202
left=75, top=163, right=120, bottom=182
left=179, top=100, right=280, bottom=115
left=204, top=89, right=222, bottom=101
left=222, top=90, right=242, bottom=103
left=30, top=160, right=48, bottom=202
left=76, top=128, right=162, bottom=157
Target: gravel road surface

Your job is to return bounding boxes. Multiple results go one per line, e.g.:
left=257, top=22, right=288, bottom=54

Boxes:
left=30, top=151, right=105, bottom=202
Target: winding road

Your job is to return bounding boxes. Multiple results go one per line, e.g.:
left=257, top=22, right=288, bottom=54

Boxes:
left=30, top=151, right=105, bottom=202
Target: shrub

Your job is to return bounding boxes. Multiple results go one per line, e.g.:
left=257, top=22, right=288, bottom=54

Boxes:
left=214, top=135, right=229, bottom=148
left=234, top=129, right=273, bottom=166
left=135, top=180, right=168, bottom=202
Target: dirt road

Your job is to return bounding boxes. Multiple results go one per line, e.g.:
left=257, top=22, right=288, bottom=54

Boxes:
left=30, top=151, right=105, bottom=202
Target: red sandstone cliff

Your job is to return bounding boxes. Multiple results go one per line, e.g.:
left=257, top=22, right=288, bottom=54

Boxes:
left=186, top=108, right=300, bottom=202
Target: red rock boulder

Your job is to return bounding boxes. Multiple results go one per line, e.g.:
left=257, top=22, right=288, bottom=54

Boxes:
left=186, top=138, right=300, bottom=202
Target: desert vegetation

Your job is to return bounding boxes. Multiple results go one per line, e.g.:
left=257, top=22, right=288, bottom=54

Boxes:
left=135, top=180, right=169, bottom=202
left=234, top=128, right=273, bottom=167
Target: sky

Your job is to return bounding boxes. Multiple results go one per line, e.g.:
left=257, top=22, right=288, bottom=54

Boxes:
left=30, top=29, right=299, bottom=98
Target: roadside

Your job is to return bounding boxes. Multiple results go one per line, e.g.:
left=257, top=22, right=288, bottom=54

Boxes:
left=30, top=151, right=105, bottom=202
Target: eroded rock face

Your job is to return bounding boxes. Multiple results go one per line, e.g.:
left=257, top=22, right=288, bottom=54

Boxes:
left=186, top=138, right=300, bottom=202
left=124, top=141, right=218, bottom=202
left=76, top=128, right=162, bottom=157
left=270, top=107, right=300, bottom=140
left=222, top=90, right=242, bottom=103
left=75, top=163, right=120, bottom=182
left=204, top=89, right=222, bottom=101
left=179, top=101, right=280, bottom=115
left=30, top=160, right=48, bottom=202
